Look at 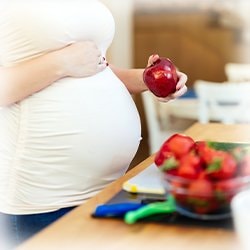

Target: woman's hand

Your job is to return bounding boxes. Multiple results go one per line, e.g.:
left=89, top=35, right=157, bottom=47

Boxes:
left=157, top=71, right=188, bottom=102
left=0, top=41, right=108, bottom=106
left=147, top=54, right=159, bottom=67
left=146, top=54, right=188, bottom=102
left=55, top=41, right=107, bottom=78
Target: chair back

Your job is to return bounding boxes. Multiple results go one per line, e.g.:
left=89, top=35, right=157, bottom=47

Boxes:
left=141, top=92, right=173, bottom=154
left=225, top=63, right=250, bottom=82
left=194, top=80, right=250, bottom=124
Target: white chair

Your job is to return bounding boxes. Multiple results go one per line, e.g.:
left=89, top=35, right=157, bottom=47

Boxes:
left=141, top=92, right=195, bottom=154
left=194, top=80, right=250, bottom=124
left=225, top=63, right=250, bottom=82
left=141, top=92, right=172, bottom=154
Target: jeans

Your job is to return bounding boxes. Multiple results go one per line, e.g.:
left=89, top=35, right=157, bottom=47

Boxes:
left=0, top=206, right=76, bottom=249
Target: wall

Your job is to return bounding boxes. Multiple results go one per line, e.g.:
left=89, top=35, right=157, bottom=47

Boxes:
left=100, top=0, right=134, bottom=68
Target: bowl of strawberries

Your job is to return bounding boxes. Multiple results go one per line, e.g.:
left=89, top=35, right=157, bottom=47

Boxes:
left=155, top=133, right=250, bottom=220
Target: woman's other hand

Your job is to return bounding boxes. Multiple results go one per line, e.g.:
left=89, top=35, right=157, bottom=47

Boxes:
left=56, top=41, right=107, bottom=78
left=157, top=71, right=188, bottom=102
left=146, top=54, right=188, bottom=102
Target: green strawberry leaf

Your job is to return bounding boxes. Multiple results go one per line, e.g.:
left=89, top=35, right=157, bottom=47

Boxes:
left=160, top=156, right=179, bottom=172
left=207, top=141, right=250, bottom=151
left=206, top=159, right=222, bottom=173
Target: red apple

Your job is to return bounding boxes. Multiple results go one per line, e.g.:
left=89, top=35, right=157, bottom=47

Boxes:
left=143, top=57, right=178, bottom=97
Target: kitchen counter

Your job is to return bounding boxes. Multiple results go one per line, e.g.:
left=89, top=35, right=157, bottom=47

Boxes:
left=17, top=122, right=250, bottom=250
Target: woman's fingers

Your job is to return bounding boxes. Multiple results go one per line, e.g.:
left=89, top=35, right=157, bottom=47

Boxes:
left=96, top=56, right=108, bottom=72
left=156, top=71, right=188, bottom=102
left=176, top=71, right=188, bottom=90
left=147, top=54, right=159, bottom=67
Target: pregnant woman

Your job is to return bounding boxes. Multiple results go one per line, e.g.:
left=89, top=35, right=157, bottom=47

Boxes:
left=0, top=0, right=187, bottom=247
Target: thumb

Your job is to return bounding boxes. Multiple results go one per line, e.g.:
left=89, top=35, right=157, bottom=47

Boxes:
left=147, top=54, right=160, bottom=67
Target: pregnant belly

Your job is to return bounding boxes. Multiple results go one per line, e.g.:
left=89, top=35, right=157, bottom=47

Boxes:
left=14, top=68, right=141, bottom=180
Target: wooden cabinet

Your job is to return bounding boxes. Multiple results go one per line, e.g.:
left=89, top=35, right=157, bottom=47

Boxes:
left=133, top=11, right=247, bottom=86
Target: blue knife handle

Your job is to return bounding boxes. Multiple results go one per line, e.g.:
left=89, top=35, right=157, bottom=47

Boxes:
left=93, top=203, right=144, bottom=217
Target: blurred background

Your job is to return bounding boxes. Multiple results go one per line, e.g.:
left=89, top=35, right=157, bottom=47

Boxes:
left=101, top=0, right=250, bottom=167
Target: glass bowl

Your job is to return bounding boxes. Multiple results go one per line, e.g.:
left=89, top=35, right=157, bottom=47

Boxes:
left=161, top=172, right=250, bottom=220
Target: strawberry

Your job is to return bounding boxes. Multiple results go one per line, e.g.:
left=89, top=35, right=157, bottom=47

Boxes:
left=177, top=152, right=202, bottom=179
left=195, top=141, right=216, bottom=165
left=159, top=155, right=179, bottom=173
left=170, top=180, right=188, bottom=206
left=154, top=141, right=173, bottom=166
left=177, top=164, right=198, bottom=179
left=154, top=151, right=165, bottom=166
left=179, top=151, right=201, bottom=169
left=164, top=134, right=195, bottom=159
left=187, top=179, right=214, bottom=214
left=214, top=178, right=243, bottom=203
left=206, top=151, right=237, bottom=180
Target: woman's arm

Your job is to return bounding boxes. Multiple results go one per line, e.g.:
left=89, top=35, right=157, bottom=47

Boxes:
left=0, top=52, right=65, bottom=106
left=0, top=41, right=105, bottom=106
left=109, top=65, right=147, bottom=94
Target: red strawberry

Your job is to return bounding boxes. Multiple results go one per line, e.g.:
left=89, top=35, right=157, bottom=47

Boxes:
left=159, top=155, right=179, bottom=173
left=170, top=180, right=188, bottom=205
left=206, top=151, right=237, bottom=180
left=196, top=141, right=216, bottom=165
left=172, top=151, right=201, bottom=179
left=179, top=151, right=201, bottom=169
left=177, top=152, right=202, bottom=179
left=154, top=151, right=165, bottom=166
left=177, top=164, right=198, bottom=179
left=154, top=141, right=173, bottom=166
left=187, top=179, right=214, bottom=214
left=214, top=178, right=243, bottom=203
left=165, top=134, right=195, bottom=159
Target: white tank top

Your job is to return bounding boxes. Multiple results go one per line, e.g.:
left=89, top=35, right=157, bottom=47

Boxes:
left=0, top=0, right=141, bottom=214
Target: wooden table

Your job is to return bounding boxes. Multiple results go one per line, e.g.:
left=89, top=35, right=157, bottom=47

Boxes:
left=18, top=123, right=250, bottom=250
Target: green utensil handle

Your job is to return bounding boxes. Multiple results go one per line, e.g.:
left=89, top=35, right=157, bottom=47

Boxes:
left=124, top=195, right=176, bottom=224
